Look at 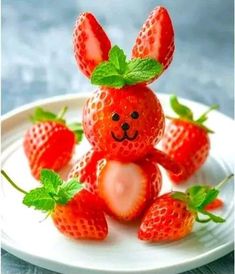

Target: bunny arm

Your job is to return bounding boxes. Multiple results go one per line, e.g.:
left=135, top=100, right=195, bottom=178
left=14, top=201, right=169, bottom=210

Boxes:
left=147, top=148, right=182, bottom=175
left=81, top=149, right=105, bottom=181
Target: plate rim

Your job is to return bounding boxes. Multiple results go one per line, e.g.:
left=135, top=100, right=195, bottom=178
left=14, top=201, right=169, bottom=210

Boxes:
left=1, top=239, right=233, bottom=274
left=1, top=93, right=234, bottom=274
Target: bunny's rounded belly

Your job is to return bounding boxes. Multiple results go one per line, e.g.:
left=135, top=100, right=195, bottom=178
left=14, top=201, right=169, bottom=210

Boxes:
left=97, top=157, right=162, bottom=221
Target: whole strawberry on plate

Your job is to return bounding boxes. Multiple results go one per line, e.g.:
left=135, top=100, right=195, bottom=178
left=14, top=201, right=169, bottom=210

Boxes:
left=23, top=107, right=83, bottom=179
left=1, top=169, right=108, bottom=240
left=162, top=95, right=219, bottom=183
left=139, top=174, right=233, bottom=242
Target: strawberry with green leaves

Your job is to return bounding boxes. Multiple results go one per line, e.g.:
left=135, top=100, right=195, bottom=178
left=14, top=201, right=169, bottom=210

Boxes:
left=23, top=107, right=83, bottom=179
left=1, top=169, right=108, bottom=240
left=162, top=95, right=219, bottom=183
left=138, top=174, right=233, bottom=242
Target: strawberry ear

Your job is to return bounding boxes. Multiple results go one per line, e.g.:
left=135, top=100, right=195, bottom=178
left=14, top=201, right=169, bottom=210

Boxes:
left=73, top=12, right=111, bottom=78
left=132, top=6, right=175, bottom=83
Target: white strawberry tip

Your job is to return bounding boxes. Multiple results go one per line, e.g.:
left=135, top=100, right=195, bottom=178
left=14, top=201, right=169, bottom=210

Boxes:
left=98, top=161, right=148, bottom=220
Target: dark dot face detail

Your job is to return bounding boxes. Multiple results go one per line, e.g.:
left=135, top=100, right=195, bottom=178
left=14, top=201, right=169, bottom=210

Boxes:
left=131, top=111, right=139, bottom=119
left=121, top=123, right=130, bottom=131
left=112, top=113, right=120, bottom=121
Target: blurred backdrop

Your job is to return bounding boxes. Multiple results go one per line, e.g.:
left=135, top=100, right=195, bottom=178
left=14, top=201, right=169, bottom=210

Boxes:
left=2, top=0, right=234, bottom=116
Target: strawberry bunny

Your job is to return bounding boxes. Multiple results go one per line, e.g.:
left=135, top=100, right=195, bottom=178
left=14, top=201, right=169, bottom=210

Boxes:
left=69, top=6, right=181, bottom=221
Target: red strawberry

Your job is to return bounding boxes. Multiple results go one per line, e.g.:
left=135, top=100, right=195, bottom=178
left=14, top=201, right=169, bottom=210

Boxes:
left=83, top=85, right=165, bottom=162
left=132, top=6, right=175, bottom=82
left=73, top=12, right=111, bottom=78
left=23, top=107, right=83, bottom=180
left=98, top=159, right=162, bottom=221
left=138, top=175, right=233, bottom=242
left=52, top=189, right=107, bottom=240
left=162, top=95, right=219, bottom=183
left=137, top=158, right=162, bottom=201
left=139, top=193, right=195, bottom=241
left=1, top=169, right=108, bottom=240
left=205, top=198, right=223, bottom=211
left=68, top=149, right=104, bottom=194
left=147, top=148, right=182, bottom=175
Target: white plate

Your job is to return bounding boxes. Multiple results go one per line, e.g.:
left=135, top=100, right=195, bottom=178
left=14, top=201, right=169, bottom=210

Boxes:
left=1, top=93, right=234, bottom=274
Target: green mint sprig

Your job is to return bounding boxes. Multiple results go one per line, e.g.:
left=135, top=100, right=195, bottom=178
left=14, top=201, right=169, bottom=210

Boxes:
left=1, top=169, right=83, bottom=212
left=91, top=45, right=163, bottom=88
left=172, top=174, right=234, bottom=223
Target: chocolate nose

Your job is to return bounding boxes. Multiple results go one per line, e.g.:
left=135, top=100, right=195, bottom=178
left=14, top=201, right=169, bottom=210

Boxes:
left=121, top=123, right=130, bottom=131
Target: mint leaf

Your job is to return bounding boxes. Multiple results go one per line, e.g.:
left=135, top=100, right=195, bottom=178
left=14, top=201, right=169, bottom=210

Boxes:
left=124, top=58, right=163, bottom=85
left=200, top=188, right=219, bottom=209
left=186, top=185, right=209, bottom=209
left=23, top=188, right=55, bottom=211
left=57, top=179, right=83, bottom=204
left=91, top=62, right=125, bottom=88
left=91, top=46, right=163, bottom=88
left=190, top=192, right=207, bottom=209
left=170, top=95, right=193, bottom=120
left=109, top=45, right=127, bottom=74
left=40, top=169, right=63, bottom=193
left=68, top=122, right=83, bottom=143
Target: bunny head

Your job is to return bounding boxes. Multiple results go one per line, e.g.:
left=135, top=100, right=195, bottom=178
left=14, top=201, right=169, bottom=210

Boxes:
left=73, top=7, right=175, bottom=161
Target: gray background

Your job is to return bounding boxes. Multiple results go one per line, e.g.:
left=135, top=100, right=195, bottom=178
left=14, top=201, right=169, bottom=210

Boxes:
left=1, top=0, right=234, bottom=273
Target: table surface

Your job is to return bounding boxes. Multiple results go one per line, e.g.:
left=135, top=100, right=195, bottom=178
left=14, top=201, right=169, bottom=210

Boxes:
left=1, top=0, right=234, bottom=273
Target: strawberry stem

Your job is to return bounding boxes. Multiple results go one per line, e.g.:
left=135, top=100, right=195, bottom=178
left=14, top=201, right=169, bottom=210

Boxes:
left=195, top=215, right=211, bottom=223
left=203, top=103, right=219, bottom=115
left=196, top=104, right=219, bottom=124
left=57, top=106, right=68, bottom=120
left=215, top=174, right=234, bottom=190
left=1, top=170, right=28, bottom=194
left=165, top=115, right=175, bottom=120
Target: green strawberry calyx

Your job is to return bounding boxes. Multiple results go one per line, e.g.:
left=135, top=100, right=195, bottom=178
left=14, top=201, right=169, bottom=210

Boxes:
left=30, top=106, right=68, bottom=124
left=172, top=174, right=234, bottom=223
left=91, top=45, right=163, bottom=88
left=1, top=169, right=83, bottom=213
left=168, top=95, right=219, bottom=133
left=30, top=106, right=83, bottom=143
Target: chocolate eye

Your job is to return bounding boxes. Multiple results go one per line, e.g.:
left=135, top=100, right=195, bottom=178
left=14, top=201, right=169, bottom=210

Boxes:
left=131, top=111, right=139, bottom=119
left=112, top=113, right=120, bottom=121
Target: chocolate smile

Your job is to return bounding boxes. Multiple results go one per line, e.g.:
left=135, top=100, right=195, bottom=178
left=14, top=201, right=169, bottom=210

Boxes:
left=111, top=131, right=138, bottom=142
